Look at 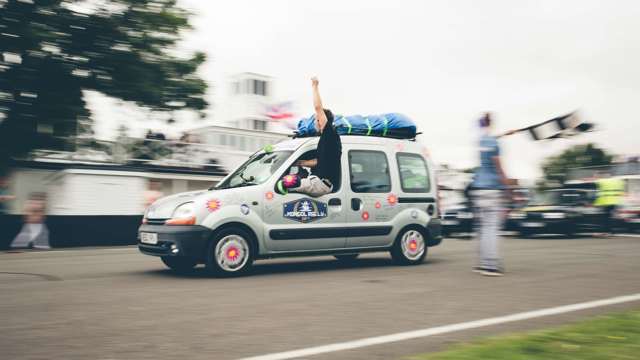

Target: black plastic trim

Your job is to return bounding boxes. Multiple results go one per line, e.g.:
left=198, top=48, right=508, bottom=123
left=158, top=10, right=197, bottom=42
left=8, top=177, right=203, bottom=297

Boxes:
left=398, top=197, right=435, bottom=203
left=270, top=226, right=392, bottom=240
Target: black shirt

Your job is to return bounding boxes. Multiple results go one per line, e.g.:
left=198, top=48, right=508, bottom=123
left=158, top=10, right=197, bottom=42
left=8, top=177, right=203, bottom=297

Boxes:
left=314, top=121, right=342, bottom=186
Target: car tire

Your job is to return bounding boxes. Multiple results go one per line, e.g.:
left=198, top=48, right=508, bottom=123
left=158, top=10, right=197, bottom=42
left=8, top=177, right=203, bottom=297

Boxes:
left=390, top=226, right=427, bottom=265
left=334, top=254, right=359, bottom=262
left=206, top=227, right=255, bottom=277
left=563, top=224, right=576, bottom=238
left=161, top=256, right=198, bottom=273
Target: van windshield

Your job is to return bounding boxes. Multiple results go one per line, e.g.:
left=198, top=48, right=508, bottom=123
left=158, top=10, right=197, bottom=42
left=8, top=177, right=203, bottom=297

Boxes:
left=215, top=151, right=292, bottom=190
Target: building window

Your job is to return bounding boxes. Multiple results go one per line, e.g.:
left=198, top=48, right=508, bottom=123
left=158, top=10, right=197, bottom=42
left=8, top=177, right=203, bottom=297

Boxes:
left=349, top=150, right=391, bottom=193
left=250, top=79, right=267, bottom=96
left=253, top=119, right=267, bottom=131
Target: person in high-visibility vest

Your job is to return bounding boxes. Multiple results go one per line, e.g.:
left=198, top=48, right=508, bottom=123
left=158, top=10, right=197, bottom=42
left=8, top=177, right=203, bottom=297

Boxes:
left=595, top=176, right=625, bottom=234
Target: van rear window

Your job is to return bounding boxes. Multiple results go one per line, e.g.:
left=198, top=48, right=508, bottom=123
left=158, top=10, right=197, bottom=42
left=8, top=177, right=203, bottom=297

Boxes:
left=349, top=150, right=391, bottom=193
left=397, top=153, right=430, bottom=193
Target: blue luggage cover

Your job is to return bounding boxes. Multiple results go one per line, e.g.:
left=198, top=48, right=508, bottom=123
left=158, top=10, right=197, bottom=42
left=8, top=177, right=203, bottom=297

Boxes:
left=296, top=113, right=417, bottom=138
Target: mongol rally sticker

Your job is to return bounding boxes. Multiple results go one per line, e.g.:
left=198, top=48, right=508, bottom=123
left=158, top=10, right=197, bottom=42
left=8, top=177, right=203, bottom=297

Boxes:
left=283, top=198, right=328, bottom=223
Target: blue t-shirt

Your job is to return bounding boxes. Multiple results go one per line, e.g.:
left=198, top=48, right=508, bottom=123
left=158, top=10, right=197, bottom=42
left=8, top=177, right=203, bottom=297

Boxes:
left=472, top=134, right=502, bottom=189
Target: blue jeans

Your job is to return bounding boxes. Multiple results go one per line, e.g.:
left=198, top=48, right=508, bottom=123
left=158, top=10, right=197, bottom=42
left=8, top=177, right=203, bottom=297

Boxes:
left=472, top=190, right=504, bottom=270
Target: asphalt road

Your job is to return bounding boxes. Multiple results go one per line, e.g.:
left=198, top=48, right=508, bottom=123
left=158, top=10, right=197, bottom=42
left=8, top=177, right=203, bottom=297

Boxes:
left=1, top=235, right=639, bottom=360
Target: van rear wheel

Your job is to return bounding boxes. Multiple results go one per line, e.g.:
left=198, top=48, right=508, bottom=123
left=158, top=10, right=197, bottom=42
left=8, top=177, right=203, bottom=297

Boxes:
left=391, top=227, right=427, bottom=265
left=161, top=257, right=198, bottom=273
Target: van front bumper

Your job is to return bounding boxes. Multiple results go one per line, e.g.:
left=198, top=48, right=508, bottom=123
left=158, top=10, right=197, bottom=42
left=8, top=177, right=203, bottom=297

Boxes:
left=138, top=224, right=210, bottom=260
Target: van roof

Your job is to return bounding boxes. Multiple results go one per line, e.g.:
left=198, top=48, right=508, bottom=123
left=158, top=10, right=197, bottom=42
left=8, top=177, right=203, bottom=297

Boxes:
left=273, top=135, right=426, bottom=153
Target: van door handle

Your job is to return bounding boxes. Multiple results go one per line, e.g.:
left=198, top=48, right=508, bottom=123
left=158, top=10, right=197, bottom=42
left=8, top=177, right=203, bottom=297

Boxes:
left=351, top=198, right=362, bottom=211
left=328, top=198, right=341, bottom=206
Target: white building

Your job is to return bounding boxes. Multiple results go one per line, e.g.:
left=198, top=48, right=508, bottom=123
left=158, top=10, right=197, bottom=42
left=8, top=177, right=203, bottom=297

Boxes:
left=186, top=72, right=292, bottom=170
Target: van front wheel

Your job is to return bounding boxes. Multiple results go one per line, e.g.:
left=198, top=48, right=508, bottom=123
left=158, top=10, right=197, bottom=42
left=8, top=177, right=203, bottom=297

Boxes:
left=206, top=228, right=255, bottom=277
left=391, top=227, right=427, bottom=265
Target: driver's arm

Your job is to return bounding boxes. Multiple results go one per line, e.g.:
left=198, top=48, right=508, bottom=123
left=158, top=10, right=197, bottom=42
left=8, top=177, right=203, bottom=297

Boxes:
left=311, top=77, right=328, bottom=133
left=297, top=159, right=318, bottom=168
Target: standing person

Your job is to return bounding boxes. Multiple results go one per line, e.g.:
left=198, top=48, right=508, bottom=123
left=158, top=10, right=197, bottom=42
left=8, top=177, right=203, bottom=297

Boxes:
left=594, top=172, right=624, bottom=235
left=0, top=175, right=15, bottom=246
left=0, top=175, right=14, bottom=214
left=10, top=192, right=50, bottom=250
left=288, top=77, right=342, bottom=197
left=470, top=113, right=516, bottom=277
left=143, top=180, right=164, bottom=209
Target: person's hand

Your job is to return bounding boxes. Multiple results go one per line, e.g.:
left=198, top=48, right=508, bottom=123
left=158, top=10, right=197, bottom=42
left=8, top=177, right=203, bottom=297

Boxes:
left=311, top=77, right=319, bottom=87
left=501, top=178, right=518, bottom=186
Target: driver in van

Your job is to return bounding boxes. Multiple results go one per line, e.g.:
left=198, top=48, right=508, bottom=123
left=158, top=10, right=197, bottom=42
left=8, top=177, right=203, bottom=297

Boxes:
left=286, top=77, right=342, bottom=197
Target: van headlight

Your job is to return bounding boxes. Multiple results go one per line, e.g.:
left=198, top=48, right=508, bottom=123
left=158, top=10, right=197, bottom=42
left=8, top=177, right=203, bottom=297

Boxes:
left=165, top=202, right=196, bottom=225
left=508, top=212, right=526, bottom=219
left=543, top=212, right=565, bottom=219
left=172, top=202, right=195, bottom=219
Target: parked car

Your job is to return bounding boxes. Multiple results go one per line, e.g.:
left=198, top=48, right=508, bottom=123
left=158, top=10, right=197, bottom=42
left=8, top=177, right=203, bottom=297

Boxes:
left=440, top=189, right=473, bottom=237
left=510, top=188, right=601, bottom=237
left=441, top=187, right=530, bottom=237
left=138, top=135, right=442, bottom=276
left=614, top=204, right=640, bottom=232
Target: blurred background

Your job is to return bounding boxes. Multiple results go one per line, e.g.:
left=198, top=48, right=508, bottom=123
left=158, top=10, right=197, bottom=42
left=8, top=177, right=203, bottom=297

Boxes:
left=1, top=0, right=639, bottom=248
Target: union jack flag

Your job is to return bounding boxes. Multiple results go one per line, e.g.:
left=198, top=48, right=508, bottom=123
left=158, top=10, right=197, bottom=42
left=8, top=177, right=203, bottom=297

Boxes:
left=264, top=101, right=294, bottom=120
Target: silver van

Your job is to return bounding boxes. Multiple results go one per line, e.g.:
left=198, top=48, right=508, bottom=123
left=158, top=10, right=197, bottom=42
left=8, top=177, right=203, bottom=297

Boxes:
left=138, top=135, right=442, bottom=276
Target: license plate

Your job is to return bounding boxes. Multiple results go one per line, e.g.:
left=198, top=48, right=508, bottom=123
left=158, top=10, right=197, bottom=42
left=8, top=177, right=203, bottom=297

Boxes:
left=140, top=232, right=158, bottom=245
left=442, top=220, right=459, bottom=226
left=522, top=222, right=544, bottom=228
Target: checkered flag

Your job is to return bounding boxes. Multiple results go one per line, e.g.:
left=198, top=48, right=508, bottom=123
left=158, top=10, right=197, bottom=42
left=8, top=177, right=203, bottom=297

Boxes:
left=522, top=112, right=594, bottom=140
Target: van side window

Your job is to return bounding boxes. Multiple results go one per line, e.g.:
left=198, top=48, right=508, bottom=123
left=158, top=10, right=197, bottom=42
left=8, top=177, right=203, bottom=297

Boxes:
left=349, top=150, right=391, bottom=193
left=397, top=153, right=430, bottom=193
left=284, top=149, right=341, bottom=192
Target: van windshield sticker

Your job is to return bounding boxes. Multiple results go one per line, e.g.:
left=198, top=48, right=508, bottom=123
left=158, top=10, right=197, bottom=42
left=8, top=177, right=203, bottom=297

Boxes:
left=283, top=198, right=328, bottom=223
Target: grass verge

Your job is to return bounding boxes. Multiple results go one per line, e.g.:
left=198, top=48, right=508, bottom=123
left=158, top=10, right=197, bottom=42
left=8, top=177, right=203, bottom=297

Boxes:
left=409, top=309, right=640, bottom=360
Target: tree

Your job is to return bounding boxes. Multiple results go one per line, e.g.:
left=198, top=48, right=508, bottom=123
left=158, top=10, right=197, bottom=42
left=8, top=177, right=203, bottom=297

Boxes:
left=0, top=0, right=208, bottom=171
left=539, top=143, right=613, bottom=188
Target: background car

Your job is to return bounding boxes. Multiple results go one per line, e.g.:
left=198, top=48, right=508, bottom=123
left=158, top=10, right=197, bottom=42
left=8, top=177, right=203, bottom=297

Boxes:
left=511, top=188, right=601, bottom=237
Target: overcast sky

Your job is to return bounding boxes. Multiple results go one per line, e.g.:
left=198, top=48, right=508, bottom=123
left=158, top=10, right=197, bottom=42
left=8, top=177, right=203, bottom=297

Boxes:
left=90, top=0, right=640, bottom=180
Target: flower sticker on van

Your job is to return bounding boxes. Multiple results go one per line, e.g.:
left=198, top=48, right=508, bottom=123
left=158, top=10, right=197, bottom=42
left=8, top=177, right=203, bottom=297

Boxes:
left=206, top=199, right=221, bottom=212
left=265, top=191, right=274, bottom=201
left=387, top=194, right=398, bottom=206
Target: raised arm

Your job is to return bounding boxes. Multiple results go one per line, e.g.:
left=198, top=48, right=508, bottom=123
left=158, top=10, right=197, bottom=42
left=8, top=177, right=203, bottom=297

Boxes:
left=311, top=77, right=328, bottom=132
left=492, top=156, right=517, bottom=187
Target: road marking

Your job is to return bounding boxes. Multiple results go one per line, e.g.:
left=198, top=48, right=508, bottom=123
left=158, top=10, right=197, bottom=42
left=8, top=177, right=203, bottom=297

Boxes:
left=614, top=233, right=640, bottom=238
left=1, top=246, right=137, bottom=255
left=239, top=293, right=640, bottom=360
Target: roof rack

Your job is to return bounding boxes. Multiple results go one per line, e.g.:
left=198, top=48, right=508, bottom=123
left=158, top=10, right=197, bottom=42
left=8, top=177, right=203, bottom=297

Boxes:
left=291, top=129, right=421, bottom=141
